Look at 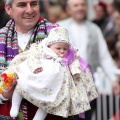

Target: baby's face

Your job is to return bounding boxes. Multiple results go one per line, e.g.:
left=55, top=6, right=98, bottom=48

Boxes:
left=49, top=42, right=69, bottom=57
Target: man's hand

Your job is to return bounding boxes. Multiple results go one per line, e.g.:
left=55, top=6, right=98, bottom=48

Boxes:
left=2, top=85, right=15, bottom=100
left=112, top=81, right=120, bottom=95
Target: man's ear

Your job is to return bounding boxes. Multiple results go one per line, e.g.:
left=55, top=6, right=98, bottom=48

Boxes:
left=5, top=4, right=12, bottom=16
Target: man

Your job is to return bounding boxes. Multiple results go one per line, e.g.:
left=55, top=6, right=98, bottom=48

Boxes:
left=0, top=0, right=70, bottom=120
left=57, top=0, right=119, bottom=119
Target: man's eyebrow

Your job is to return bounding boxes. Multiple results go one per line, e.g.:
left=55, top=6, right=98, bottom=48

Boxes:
left=30, top=1, right=38, bottom=4
left=16, top=2, right=26, bottom=5
left=16, top=1, right=38, bottom=6
left=16, top=1, right=38, bottom=4
left=31, top=1, right=38, bottom=2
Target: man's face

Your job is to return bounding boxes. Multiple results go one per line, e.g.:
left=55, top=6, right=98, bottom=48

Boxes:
left=107, top=3, right=115, bottom=16
left=113, top=11, right=120, bottom=27
left=112, top=11, right=120, bottom=33
left=94, top=5, right=106, bottom=20
left=5, top=0, right=40, bottom=32
left=67, top=0, right=87, bottom=22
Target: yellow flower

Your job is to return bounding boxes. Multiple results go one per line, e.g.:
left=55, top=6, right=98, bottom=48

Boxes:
left=8, top=73, right=14, bottom=79
left=3, top=82, right=10, bottom=88
left=7, top=73, right=14, bottom=83
left=7, top=78, right=13, bottom=83
left=0, top=86, right=3, bottom=93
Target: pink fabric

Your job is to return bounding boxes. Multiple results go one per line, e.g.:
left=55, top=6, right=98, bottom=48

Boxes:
left=62, top=46, right=90, bottom=72
left=79, top=57, right=90, bottom=72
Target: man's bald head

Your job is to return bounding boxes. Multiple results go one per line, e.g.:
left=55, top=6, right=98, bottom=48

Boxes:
left=67, top=0, right=86, bottom=6
left=66, top=0, right=87, bottom=22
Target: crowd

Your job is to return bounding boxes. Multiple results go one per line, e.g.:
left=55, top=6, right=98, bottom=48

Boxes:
left=0, top=0, right=120, bottom=120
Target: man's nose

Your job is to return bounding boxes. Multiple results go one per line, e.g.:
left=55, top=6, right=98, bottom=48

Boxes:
left=25, top=4, right=33, bottom=14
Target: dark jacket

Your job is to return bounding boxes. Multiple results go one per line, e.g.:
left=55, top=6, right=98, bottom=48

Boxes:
left=0, top=11, right=9, bottom=29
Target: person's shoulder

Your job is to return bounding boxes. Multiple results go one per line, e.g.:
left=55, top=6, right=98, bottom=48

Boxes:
left=57, top=18, right=71, bottom=27
left=0, top=26, right=7, bottom=34
left=46, top=22, right=59, bottom=31
left=86, top=20, right=102, bottom=35
left=44, top=19, right=59, bottom=32
left=38, top=16, right=59, bottom=35
left=39, top=16, right=59, bottom=28
left=57, top=18, right=71, bottom=24
left=86, top=20, right=100, bottom=30
left=0, top=19, right=12, bottom=32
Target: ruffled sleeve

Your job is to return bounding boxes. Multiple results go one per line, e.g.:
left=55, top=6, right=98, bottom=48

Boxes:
left=69, top=58, right=81, bottom=75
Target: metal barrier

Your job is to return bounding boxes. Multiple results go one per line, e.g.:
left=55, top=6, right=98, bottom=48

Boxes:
left=93, top=67, right=120, bottom=120
left=95, top=95, right=120, bottom=120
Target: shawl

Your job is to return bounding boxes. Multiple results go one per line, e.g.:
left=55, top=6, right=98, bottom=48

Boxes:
left=0, top=16, right=58, bottom=69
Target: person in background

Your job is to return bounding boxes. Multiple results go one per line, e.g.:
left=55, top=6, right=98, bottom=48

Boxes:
left=0, top=0, right=73, bottom=120
left=112, top=1, right=120, bottom=95
left=57, top=0, right=120, bottom=119
left=93, top=1, right=115, bottom=39
left=93, top=1, right=118, bottom=60
left=112, top=6, right=120, bottom=68
left=107, top=1, right=116, bottom=20
left=0, top=0, right=9, bottom=28
left=48, top=3, right=68, bottom=23
left=41, top=1, right=68, bottom=23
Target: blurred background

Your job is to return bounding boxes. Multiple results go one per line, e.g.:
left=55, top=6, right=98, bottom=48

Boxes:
left=0, top=0, right=120, bottom=120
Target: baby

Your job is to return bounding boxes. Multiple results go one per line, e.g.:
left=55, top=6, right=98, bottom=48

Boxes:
left=2, top=27, right=98, bottom=120
left=33, top=41, right=69, bottom=74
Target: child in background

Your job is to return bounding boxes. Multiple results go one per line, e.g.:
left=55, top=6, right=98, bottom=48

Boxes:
left=1, top=27, right=98, bottom=120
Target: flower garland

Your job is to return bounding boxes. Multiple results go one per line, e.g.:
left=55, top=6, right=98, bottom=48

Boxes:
left=0, top=72, right=16, bottom=93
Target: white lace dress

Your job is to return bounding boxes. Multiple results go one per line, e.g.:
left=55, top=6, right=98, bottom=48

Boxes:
left=6, top=41, right=98, bottom=117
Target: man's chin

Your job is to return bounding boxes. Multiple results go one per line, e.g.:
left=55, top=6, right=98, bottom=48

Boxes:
left=74, top=15, right=85, bottom=21
left=24, top=23, right=37, bottom=29
left=23, top=18, right=38, bottom=24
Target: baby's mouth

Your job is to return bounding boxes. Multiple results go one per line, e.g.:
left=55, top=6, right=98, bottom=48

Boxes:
left=58, top=54, right=64, bottom=57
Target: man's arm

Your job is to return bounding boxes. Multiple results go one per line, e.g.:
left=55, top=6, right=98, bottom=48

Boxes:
left=96, top=25, right=119, bottom=81
left=0, top=50, right=28, bottom=102
left=1, top=85, right=15, bottom=100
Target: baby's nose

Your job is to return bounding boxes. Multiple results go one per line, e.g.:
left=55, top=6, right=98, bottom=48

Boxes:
left=61, top=49, right=65, bottom=53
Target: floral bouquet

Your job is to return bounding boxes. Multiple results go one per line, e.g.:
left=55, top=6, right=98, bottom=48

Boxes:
left=0, top=72, right=17, bottom=93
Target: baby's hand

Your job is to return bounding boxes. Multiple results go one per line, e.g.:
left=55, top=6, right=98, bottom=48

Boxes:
left=33, top=67, right=43, bottom=74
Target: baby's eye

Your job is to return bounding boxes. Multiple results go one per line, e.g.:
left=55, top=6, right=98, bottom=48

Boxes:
left=56, top=48, right=61, bottom=50
left=64, top=48, right=67, bottom=50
